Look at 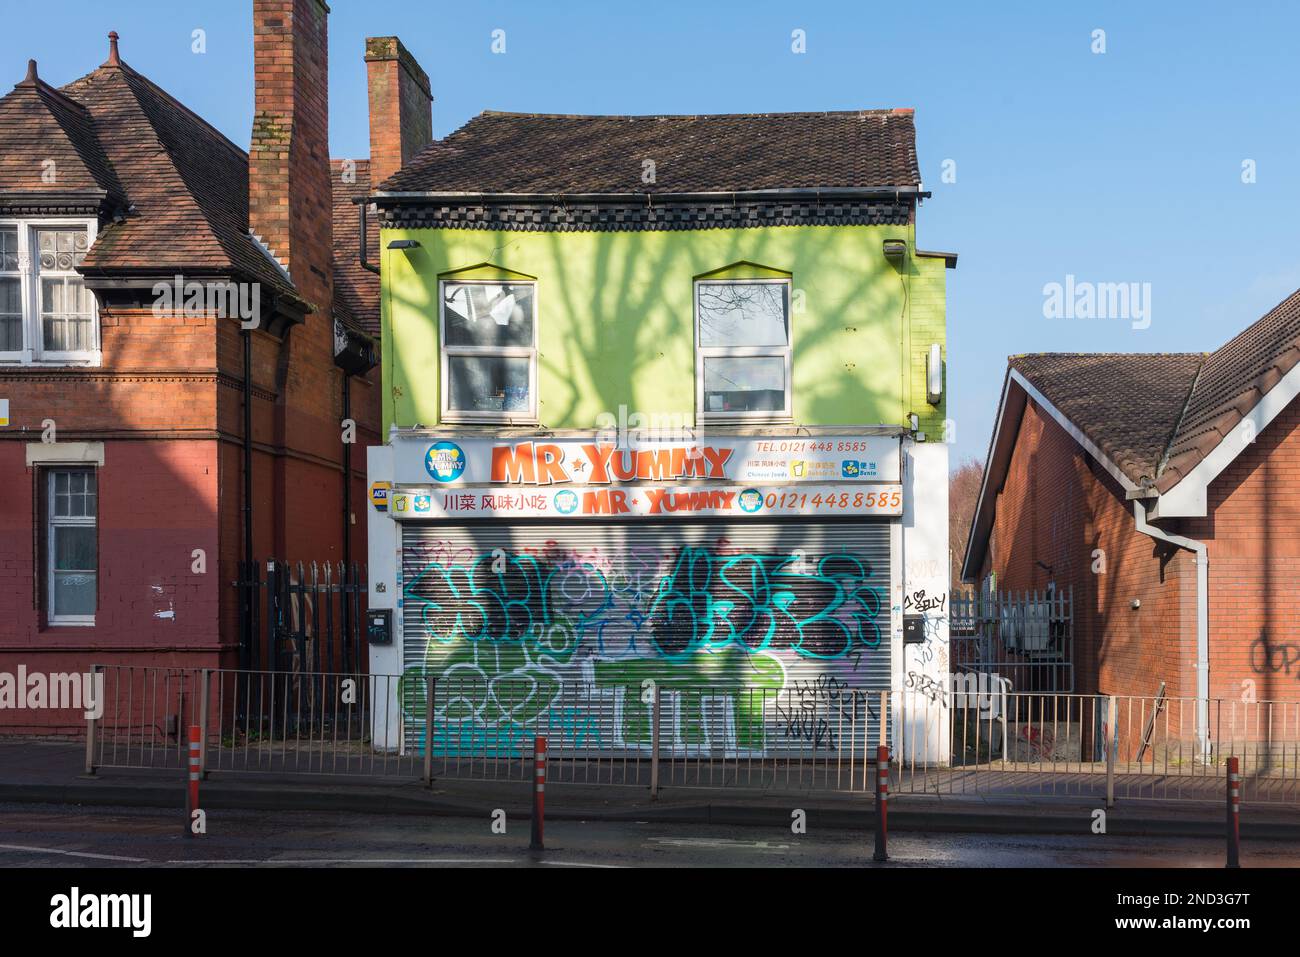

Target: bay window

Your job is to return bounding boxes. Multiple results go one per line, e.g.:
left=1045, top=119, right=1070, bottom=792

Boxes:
left=0, top=219, right=99, bottom=365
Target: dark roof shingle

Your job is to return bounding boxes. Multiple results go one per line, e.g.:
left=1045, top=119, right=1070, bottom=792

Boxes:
left=1158, top=289, right=1300, bottom=489
left=331, top=158, right=379, bottom=336
left=0, top=63, right=124, bottom=203
left=380, top=109, right=921, bottom=194
left=1011, top=353, right=1204, bottom=486
left=55, top=61, right=300, bottom=303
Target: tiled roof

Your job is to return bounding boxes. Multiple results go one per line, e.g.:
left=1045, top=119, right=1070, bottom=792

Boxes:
left=0, top=62, right=124, bottom=203
left=379, top=109, right=922, bottom=194
left=331, top=158, right=379, bottom=336
left=1010, top=288, right=1300, bottom=491
left=1157, top=288, right=1300, bottom=490
left=56, top=60, right=301, bottom=303
left=1010, top=353, right=1203, bottom=486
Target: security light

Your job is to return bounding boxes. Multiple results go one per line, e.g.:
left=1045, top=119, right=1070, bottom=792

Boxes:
left=883, top=239, right=907, bottom=265
left=388, top=239, right=420, bottom=250
left=926, top=343, right=943, bottom=403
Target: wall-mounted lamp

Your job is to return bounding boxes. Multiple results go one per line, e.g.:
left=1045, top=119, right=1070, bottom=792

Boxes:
left=883, top=239, right=907, bottom=267
left=1131, top=598, right=1141, bottom=610
left=388, top=239, right=420, bottom=250
left=926, top=342, right=943, bottom=404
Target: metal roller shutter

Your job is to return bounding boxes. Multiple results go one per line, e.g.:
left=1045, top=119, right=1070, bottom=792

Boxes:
left=400, top=520, right=893, bottom=757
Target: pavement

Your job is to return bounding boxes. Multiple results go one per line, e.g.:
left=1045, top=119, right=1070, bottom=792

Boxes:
left=3, top=737, right=1299, bottom=840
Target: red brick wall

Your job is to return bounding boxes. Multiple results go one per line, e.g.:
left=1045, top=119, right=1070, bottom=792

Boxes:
left=1187, top=401, right=1300, bottom=706
left=981, top=399, right=1193, bottom=701
left=0, top=439, right=221, bottom=733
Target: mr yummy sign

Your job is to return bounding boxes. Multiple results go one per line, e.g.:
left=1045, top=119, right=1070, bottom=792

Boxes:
left=392, top=435, right=901, bottom=487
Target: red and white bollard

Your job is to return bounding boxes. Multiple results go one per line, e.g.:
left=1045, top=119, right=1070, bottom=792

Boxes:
left=873, top=744, right=889, bottom=862
left=1226, top=756, right=1240, bottom=868
left=530, top=736, right=547, bottom=852
left=185, top=724, right=201, bottom=838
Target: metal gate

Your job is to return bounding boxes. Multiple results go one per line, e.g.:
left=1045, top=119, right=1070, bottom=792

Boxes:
left=398, top=520, right=893, bottom=758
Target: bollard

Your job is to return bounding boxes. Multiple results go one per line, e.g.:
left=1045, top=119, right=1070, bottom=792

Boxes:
left=1226, top=756, right=1240, bottom=868
left=873, top=744, right=889, bottom=862
left=423, top=675, right=434, bottom=788
left=530, top=736, right=547, bottom=851
left=185, top=724, right=201, bottom=838
left=1105, top=695, right=1117, bottom=809
left=649, top=685, right=661, bottom=801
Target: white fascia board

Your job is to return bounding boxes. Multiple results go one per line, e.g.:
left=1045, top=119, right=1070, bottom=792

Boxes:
left=1008, top=368, right=1143, bottom=497
left=960, top=371, right=1016, bottom=582
left=1152, top=357, right=1300, bottom=519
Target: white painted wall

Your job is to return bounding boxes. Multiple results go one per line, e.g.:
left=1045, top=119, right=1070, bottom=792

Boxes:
left=897, top=438, right=951, bottom=764
left=366, top=444, right=403, bottom=751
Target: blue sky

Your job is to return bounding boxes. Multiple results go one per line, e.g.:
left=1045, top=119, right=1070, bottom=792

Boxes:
left=6, top=0, right=1299, bottom=467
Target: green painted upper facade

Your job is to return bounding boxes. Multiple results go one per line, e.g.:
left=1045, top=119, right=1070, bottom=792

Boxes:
left=372, top=108, right=949, bottom=437
left=378, top=221, right=949, bottom=435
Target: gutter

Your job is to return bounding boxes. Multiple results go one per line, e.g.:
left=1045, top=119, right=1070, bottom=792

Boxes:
left=357, top=199, right=379, bottom=275
left=1133, top=500, right=1209, bottom=758
left=365, top=186, right=932, bottom=204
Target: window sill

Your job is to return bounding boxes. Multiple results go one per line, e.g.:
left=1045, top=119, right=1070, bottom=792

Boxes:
left=0, top=356, right=103, bottom=369
left=440, top=414, right=540, bottom=427
left=697, top=414, right=794, bottom=426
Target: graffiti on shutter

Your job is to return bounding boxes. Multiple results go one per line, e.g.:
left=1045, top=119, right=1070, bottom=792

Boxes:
left=400, top=523, right=893, bottom=757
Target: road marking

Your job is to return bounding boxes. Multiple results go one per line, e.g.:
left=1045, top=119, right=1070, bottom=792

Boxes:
left=649, top=838, right=791, bottom=850
left=540, top=860, right=624, bottom=868
left=165, top=857, right=520, bottom=866
left=0, top=842, right=147, bottom=863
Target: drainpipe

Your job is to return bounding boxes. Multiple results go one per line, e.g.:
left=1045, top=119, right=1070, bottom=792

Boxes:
left=341, top=370, right=354, bottom=644
left=241, top=327, right=254, bottom=672
left=1133, top=500, right=1209, bottom=758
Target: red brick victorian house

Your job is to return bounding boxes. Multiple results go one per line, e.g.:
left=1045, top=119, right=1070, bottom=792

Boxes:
left=0, top=0, right=433, bottom=732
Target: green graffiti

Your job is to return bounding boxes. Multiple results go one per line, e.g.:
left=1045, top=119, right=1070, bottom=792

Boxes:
left=593, top=648, right=784, bottom=748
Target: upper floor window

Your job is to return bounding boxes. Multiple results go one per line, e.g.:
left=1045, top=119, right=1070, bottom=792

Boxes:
left=695, top=278, right=791, bottom=420
left=0, top=219, right=98, bottom=365
left=439, top=280, right=537, bottom=422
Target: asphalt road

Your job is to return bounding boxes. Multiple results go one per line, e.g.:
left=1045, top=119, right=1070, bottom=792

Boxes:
left=2, top=802, right=1299, bottom=867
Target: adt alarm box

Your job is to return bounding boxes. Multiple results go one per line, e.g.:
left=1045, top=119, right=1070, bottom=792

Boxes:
left=367, top=609, right=392, bottom=645
left=903, top=614, right=925, bottom=644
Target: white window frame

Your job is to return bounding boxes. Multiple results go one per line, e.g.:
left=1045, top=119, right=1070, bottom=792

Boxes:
left=694, top=277, right=793, bottom=423
left=46, top=467, right=98, bottom=627
left=438, top=279, right=538, bottom=424
left=0, top=217, right=100, bottom=366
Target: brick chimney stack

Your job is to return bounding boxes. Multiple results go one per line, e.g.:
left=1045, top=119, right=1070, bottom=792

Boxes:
left=250, top=0, right=332, bottom=308
left=365, top=37, right=433, bottom=186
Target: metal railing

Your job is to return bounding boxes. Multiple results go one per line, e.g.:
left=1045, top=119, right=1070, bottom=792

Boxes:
left=86, top=665, right=1300, bottom=805
left=234, top=559, right=367, bottom=677
left=949, top=587, right=1073, bottom=693
left=86, top=665, right=421, bottom=778
left=897, top=690, right=1300, bottom=805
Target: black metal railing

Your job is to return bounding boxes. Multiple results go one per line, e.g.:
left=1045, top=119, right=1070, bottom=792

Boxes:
left=235, top=559, right=367, bottom=679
